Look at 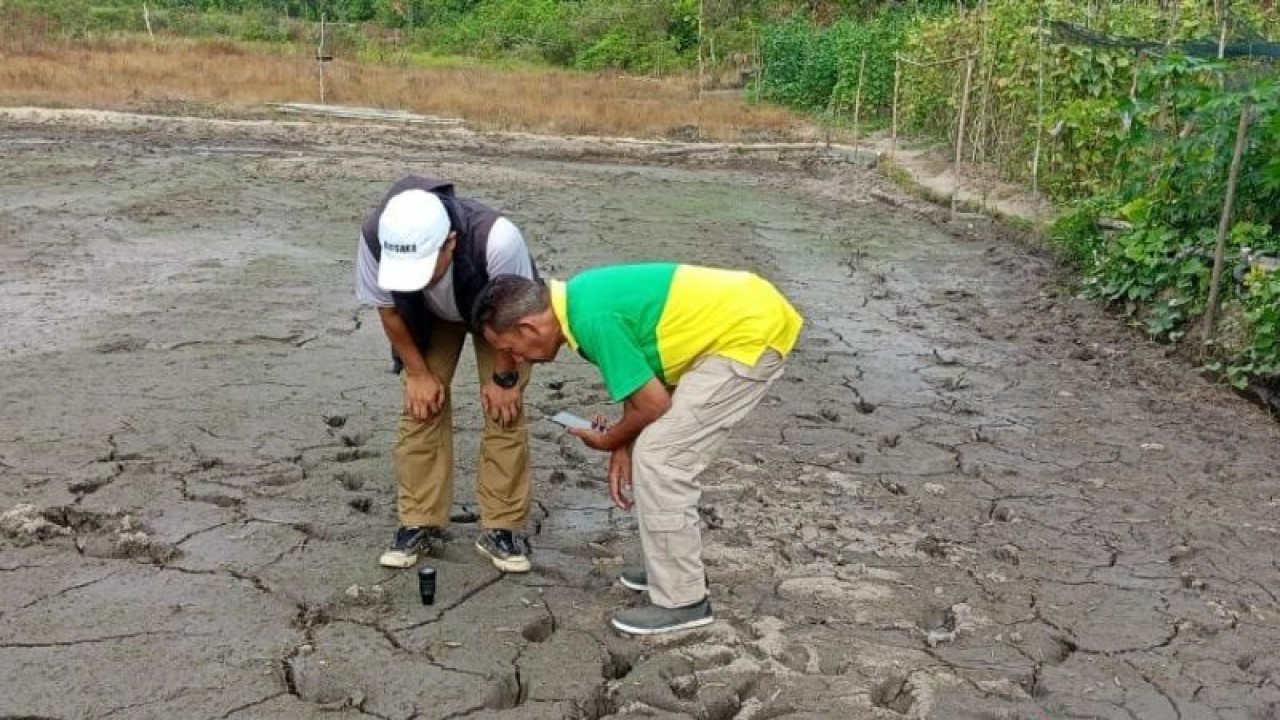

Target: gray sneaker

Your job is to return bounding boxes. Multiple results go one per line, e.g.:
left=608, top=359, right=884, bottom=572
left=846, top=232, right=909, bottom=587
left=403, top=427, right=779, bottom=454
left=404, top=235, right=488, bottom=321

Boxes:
left=611, top=598, right=713, bottom=636
left=618, top=567, right=648, bottom=592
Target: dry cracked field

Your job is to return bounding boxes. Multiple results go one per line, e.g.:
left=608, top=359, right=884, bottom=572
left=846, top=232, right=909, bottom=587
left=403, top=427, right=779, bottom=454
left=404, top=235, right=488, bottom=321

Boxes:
left=2, top=109, right=1279, bottom=720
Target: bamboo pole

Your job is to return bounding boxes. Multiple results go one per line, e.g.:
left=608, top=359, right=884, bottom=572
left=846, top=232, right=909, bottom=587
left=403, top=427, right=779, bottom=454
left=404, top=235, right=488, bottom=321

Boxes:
left=890, top=55, right=902, bottom=160
left=1166, top=0, right=1181, bottom=47
left=697, top=0, right=705, bottom=103
left=974, top=0, right=992, bottom=211
left=1032, top=0, right=1045, bottom=207
left=318, top=14, right=327, bottom=104
left=143, top=2, right=155, bottom=45
left=952, top=56, right=975, bottom=220
left=974, top=0, right=989, bottom=165
left=853, top=50, right=867, bottom=146
left=1203, top=99, right=1252, bottom=345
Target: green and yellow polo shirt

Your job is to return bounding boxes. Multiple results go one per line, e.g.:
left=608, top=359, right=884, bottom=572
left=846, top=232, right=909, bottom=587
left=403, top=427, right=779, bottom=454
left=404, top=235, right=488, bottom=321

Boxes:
left=549, top=263, right=803, bottom=402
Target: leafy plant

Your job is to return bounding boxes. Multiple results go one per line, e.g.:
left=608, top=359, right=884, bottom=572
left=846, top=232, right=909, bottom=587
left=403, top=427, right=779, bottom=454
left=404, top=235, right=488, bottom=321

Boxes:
left=1066, top=57, right=1280, bottom=384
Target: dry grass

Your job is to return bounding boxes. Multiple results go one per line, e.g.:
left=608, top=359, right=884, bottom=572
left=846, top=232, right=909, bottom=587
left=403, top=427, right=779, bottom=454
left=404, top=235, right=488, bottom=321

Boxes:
left=0, top=36, right=811, bottom=142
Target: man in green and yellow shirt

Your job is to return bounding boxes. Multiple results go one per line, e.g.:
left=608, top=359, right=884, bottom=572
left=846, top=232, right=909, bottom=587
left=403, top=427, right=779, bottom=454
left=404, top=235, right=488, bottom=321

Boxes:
left=474, top=263, right=803, bottom=635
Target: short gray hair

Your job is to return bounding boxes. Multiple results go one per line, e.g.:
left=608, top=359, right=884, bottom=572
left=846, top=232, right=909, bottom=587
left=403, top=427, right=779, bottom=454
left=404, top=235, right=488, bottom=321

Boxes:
left=472, top=275, right=550, bottom=332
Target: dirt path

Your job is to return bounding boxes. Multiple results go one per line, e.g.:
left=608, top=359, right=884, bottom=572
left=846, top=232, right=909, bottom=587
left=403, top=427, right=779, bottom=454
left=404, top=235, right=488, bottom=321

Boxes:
left=2, top=110, right=1278, bottom=720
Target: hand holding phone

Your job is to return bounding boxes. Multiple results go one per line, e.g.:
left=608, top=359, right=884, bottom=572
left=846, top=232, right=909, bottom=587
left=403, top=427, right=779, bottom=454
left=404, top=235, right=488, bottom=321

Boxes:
left=548, top=411, right=594, bottom=431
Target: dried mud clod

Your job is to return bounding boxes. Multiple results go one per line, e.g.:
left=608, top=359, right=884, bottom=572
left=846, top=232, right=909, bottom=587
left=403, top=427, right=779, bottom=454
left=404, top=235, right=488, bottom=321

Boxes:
left=1, top=503, right=72, bottom=542
left=1, top=502, right=178, bottom=562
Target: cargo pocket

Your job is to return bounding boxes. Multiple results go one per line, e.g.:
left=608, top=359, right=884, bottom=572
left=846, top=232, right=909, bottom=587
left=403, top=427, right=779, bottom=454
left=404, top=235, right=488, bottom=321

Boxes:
left=642, top=511, right=697, bottom=562
left=689, top=356, right=779, bottom=424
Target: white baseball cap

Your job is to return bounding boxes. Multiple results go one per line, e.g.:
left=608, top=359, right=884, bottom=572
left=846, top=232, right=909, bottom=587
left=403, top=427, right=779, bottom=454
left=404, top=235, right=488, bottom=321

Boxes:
left=376, top=189, right=452, bottom=292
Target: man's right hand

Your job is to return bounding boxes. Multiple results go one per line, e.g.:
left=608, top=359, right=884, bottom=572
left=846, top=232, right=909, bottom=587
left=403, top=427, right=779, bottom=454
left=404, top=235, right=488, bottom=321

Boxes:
left=404, top=371, right=445, bottom=421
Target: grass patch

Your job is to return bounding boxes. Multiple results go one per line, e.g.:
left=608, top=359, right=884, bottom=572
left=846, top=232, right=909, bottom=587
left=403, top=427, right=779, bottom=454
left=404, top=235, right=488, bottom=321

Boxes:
left=0, top=34, right=809, bottom=142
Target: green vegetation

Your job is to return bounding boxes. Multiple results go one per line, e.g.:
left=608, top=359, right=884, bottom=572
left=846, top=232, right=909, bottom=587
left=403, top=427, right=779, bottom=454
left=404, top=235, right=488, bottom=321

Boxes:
left=754, top=0, right=1280, bottom=397
left=1062, top=58, right=1279, bottom=389
left=6, top=0, right=1280, bottom=394
left=756, top=7, right=935, bottom=120
left=5, top=0, right=780, bottom=72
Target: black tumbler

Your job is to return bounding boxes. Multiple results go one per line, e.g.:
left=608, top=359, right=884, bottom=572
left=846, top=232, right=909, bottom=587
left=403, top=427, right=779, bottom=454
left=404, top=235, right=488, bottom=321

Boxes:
left=418, top=566, right=437, bottom=605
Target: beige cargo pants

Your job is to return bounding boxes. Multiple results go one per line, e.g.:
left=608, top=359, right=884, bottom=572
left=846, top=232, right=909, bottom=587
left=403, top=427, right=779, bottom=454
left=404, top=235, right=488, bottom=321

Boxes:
left=394, top=320, right=531, bottom=530
left=632, top=349, right=786, bottom=608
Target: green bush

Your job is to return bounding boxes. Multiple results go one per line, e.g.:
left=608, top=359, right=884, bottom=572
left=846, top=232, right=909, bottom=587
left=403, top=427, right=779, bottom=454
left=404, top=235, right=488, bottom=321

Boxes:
left=1046, top=196, right=1111, bottom=268
left=1229, top=267, right=1280, bottom=388
left=1064, top=59, right=1280, bottom=380
left=87, top=6, right=144, bottom=33
left=757, top=13, right=840, bottom=109
left=895, top=0, right=1277, bottom=194
left=9, top=0, right=764, bottom=73
left=758, top=9, right=931, bottom=119
left=826, top=11, right=914, bottom=118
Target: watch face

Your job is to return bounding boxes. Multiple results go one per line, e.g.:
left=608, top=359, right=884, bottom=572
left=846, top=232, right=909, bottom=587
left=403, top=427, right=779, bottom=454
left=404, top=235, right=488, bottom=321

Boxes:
left=494, top=371, right=519, bottom=388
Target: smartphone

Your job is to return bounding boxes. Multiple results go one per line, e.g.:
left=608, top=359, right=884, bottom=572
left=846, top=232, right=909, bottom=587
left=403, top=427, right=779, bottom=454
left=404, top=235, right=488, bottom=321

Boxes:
left=548, top=411, right=594, bottom=431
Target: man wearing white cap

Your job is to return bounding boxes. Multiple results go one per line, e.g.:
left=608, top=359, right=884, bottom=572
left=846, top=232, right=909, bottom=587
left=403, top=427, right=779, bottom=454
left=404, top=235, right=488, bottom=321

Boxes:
left=355, top=176, right=538, bottom=573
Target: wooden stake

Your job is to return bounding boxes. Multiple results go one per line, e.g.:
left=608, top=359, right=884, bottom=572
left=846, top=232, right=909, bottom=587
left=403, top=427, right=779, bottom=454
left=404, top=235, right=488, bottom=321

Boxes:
left=753, top=33, right=761, bottom=97
left=1166, top=0, right=1181, bottom=47
left=1032, top=0, right=1045, bottom=208
left=318, top=13, right=327, bottom=104
left=974, top=0, right=990, bottom=166
left=952, top=56, right=975, bottom=219
left=891, top=55, right=901, bottom=160
left=1203, top=99, right=1252, bottom=346
left=697, top=0, right=705, bottom=103
left=142, top=2, right=155, bottom=44
left=853, top=50, right=867, bottom=146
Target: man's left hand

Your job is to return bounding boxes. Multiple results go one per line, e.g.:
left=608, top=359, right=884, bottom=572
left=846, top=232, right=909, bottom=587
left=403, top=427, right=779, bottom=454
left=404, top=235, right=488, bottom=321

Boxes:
left=481, top=381, right=522, bottom=428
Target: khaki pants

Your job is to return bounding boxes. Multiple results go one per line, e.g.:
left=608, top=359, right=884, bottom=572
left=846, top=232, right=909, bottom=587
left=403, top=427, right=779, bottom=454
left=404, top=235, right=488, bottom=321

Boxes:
left=632, top=349, right=786, bottom=608
left=394, top=321, right=531, bottom=530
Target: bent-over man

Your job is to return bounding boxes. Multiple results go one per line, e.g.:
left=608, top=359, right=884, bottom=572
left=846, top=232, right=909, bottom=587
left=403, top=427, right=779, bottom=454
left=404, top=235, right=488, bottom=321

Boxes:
left=356, top=175, right=539, bottom=573
left=472, top=263, right=803, bottom=634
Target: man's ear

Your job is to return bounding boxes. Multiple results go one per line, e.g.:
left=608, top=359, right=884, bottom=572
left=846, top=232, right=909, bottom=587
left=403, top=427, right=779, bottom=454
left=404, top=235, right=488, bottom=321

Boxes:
left=516, top=318, right=541, bottom=337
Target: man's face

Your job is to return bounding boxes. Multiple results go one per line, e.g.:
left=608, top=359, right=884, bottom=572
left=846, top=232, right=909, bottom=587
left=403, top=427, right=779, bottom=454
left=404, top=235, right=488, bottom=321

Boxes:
left=426, top=235, right=457, bottom=288
left=485, top=320, right=558, bottom=365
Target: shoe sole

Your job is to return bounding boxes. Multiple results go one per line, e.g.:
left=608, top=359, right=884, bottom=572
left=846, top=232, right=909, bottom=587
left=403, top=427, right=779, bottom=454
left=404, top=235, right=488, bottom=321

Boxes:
left=475, top=541, right=531, bottom=573
left=611, top=614, right=714, bottom=636
left=618, top=576, right=648, bottom=592
left=378, top=551, right=418, bottom=569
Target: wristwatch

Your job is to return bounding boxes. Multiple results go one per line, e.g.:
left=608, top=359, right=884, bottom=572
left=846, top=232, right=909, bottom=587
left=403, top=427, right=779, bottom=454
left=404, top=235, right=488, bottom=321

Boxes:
left=492, top=370, right=520, bottom=389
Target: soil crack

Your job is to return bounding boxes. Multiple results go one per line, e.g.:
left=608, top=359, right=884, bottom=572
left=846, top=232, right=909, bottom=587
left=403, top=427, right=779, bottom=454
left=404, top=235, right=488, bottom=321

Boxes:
left=1, top=630, right=208, bottom=649
left=213, top=692, right=287, bottom=719
left=390, top=574, right=503, bottom=633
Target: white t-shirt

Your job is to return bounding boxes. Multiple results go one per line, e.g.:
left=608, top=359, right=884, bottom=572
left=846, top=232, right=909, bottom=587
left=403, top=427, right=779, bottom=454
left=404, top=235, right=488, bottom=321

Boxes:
left=355, top=216, right=534, bottom=322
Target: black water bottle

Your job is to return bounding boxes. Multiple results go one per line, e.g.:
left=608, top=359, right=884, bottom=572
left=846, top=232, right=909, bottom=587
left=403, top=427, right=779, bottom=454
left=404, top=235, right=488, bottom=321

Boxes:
left=418, top=566, right=437, bottom=605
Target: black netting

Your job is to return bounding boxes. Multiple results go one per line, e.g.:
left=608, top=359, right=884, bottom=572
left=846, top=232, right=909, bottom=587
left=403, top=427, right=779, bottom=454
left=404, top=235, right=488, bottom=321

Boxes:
left=1049, top=21, right=1280, bottom=60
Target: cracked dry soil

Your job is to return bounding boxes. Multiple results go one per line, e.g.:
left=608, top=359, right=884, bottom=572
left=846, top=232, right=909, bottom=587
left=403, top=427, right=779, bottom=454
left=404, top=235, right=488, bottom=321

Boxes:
left=2, top=112, right=1279, bottom=720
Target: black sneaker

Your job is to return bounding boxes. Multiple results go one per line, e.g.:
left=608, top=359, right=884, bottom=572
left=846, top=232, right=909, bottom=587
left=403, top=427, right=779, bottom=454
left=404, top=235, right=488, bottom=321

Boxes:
left=611, top=598, right=714, bottom=636
left=618, top=566, right=648, bottom=592
left=378, top=526, right=442, bottom=568
left=475, top=528, right=531, bottom=573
